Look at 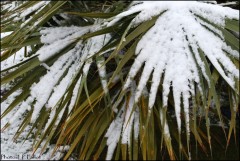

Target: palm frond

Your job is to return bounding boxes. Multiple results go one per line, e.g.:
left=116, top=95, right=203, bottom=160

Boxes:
left=1, top=1, right=239, bottom=160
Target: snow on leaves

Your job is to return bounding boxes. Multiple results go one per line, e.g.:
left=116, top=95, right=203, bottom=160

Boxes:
left=109, top=1, right=239, bottom=134
left=105, top=82, right=140, bottom=160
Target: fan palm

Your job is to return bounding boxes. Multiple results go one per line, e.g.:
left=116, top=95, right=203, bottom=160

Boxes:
left=1, top=1, right=239, bottom=160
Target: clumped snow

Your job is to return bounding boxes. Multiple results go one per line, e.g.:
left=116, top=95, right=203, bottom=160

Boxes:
left=40, top=26, right=85, bottom=45
left=38, top=26, right=89, bottom=61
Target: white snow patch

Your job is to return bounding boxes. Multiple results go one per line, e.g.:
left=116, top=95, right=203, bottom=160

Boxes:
left=105, top=82, right=140, bottom=160
left=105, top=106, right=125, bottom=160
left=37, top=26, right=89, bottom=62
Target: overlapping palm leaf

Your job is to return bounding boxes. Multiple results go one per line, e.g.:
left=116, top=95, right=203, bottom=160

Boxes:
left=1, top=1, right=239, bottom=160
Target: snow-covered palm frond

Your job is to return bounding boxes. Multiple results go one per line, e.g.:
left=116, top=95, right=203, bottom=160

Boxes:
left=1, top=1, right=239, bottom=160
left=108, top=0, right=239, bottom=131
left=104, top=1, right=239, bottom=159
left=1, top=23, right=113, bottom=151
